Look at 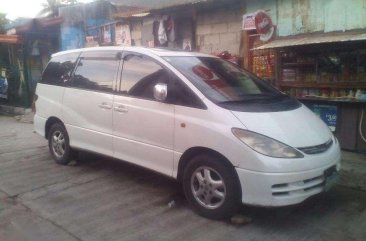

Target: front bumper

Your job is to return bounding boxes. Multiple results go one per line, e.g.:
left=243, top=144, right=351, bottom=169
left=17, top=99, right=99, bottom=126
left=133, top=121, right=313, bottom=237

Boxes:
left=235, top=160, right=341, bottom=207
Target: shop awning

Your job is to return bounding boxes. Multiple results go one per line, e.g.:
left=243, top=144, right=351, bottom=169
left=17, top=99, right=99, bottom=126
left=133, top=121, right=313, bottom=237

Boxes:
left=7, top=16, right=64, bottom=35
left=0, top=35, right=23, bottom=44
left=113, top=6, right=151, bottom=18
left=252, top=31, right=366, bottom=50
left=110, top=0, right=210, bottom=10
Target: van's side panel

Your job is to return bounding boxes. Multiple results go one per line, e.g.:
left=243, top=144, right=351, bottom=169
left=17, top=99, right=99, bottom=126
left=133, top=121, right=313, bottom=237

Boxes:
left=113, top=96, right=175, bottom=177
left=61, top=50, right=120, bottom=157
left=34, top=84, right=65, bottom=137
left=63, top=88, right=114, bottom=157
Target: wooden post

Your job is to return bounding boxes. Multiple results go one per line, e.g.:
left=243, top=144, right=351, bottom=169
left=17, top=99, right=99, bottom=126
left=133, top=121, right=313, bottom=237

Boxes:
left=274, top=48, right=281, bottom=88
left=241, top=30, right=250, bottom=70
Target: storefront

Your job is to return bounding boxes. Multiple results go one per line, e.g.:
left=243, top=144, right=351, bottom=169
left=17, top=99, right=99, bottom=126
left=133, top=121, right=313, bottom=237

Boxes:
left=3, top=16, right=63, bottom=107
left=111, top=0, right=244, bottom=55
left=112, top=5, right=197, bottom=51
left=0, top=35, right=29, bottom=107
left=242, top=10, right=366, bottom=152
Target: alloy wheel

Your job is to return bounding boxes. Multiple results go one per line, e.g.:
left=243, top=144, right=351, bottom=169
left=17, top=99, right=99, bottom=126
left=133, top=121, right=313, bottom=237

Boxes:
left=51, top=130, right=65, bottom=159
left=190, top=166, right=226, bottom=209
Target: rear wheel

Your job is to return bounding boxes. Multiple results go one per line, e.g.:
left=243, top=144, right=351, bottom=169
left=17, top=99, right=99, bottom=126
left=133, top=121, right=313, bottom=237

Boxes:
left=48, top=123, right=73, bottom=165
left=183, top=154, right=240, bottom=219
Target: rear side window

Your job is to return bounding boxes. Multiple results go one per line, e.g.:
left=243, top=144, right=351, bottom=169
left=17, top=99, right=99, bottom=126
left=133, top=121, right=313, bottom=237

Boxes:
left=41, top=52, right=80, bottom=86
left=71, top=58, right=118, bottom=93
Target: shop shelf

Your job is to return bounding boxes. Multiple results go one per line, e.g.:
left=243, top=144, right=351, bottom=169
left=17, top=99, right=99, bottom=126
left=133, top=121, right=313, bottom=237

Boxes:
left=279, top=81, right=366, bottom=89
left=283, top=63, right=316, bottom=67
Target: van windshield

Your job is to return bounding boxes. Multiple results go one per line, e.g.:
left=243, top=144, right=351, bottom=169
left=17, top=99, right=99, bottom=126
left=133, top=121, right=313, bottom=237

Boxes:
left=163, top=56, right=283, bottom=104
left=164, top=56, right=301, bottom=112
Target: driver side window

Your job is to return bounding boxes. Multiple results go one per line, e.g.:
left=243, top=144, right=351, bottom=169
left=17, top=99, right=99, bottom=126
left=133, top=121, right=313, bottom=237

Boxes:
left=120, top=54, right=169, bottom=100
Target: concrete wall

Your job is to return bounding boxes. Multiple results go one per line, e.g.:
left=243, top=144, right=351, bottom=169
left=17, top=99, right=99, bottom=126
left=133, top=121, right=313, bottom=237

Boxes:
left=196, top=6, right=244, bottom=55
left=247, top=0, right=366, bottom=37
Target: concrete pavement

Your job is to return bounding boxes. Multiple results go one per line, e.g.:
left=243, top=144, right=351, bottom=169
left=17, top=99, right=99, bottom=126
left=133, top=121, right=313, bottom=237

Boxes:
left=1, top=114, right=366, bottom=241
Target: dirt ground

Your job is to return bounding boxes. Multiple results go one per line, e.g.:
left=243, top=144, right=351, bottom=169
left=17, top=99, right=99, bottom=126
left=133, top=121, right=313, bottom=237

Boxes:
left=1, top=115, right=366, bottom=241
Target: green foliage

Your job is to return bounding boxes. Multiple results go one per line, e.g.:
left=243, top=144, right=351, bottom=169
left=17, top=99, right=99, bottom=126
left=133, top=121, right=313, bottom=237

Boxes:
left=39, top=0, right=79, bottom=17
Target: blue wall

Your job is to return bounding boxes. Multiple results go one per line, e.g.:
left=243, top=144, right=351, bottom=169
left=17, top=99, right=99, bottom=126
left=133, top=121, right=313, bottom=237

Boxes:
left=61, top=26, right=85, bottom=50
left=59, top=1, right=112, bottom=50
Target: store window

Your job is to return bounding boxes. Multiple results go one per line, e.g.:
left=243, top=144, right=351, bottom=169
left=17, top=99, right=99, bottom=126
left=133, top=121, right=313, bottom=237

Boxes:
left=247, top=31, right=276, bottom=84
left=278, top=44, right=366, bottom=102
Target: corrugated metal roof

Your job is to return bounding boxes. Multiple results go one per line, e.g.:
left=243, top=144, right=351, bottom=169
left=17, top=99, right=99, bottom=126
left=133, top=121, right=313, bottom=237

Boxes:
left=113, top=6, right=151, bottom=18
left=253, top=31, right=366, bottom=50
left=109, top=0, right=210, bottom=10
left=6, top=17, right=64, bottom=35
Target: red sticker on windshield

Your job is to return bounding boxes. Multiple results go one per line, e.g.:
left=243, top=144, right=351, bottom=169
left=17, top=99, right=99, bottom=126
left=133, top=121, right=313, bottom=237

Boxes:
left=192, top=65, right=214, bottom=80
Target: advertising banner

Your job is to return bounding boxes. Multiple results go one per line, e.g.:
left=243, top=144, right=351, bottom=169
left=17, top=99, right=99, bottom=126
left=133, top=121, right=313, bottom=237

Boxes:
left=312, top=104, right=338, bottom=131
left=116, top=24, right=131, bottom=46
left=242, top=10, right=275, bottom=42
left=242, top=13, right=256, bottom=30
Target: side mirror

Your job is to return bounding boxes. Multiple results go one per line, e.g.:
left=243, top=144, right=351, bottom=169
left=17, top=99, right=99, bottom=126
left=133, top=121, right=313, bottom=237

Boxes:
left=153, top=83, right=168, bottom=102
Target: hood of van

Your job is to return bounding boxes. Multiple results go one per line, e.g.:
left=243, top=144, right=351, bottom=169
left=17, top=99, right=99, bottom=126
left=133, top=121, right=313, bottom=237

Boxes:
left=231, top=105, right=332, bottom=148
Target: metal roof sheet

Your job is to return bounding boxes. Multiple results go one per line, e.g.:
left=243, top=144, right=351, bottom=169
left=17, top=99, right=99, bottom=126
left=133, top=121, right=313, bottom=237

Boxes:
left=113, top=6, right=151, bottom=18
left=109, top=0, right=209, bottom=10
left=252, top=32, right=366, bottom=50
left=0, top=35, right=23, bottom=44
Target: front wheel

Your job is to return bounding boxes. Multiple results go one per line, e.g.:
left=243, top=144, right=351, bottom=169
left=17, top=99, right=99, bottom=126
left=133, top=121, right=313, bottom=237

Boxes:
left=183, top=154, right=240, bottom=219
left=48, top=123, right=73, bottom=165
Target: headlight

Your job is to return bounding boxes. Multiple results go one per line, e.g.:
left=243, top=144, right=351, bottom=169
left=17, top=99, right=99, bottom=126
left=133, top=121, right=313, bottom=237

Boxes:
left=232, top=128, right=304, bottom=158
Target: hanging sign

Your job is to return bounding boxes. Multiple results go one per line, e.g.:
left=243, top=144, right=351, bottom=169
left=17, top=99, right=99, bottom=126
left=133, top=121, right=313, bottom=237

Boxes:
left=242, top=13, right=256, bottom=30
left=243, top=10, right=275, bottom=42
left=116, top=24, right=132, bottom=46
left=255, top=10, right=275, bottom=42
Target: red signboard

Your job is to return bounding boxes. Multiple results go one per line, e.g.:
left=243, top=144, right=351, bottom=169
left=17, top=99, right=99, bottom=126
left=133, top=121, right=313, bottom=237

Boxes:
left=255, top=10, right=273, bottom=35
left=242, top=10, right=275, bottom=42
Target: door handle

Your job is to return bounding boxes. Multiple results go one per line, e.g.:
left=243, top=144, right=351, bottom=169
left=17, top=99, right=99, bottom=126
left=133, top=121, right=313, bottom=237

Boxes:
left=98, top=102, right=112, bottom=110
left=114, top=105, right=128, bottom=113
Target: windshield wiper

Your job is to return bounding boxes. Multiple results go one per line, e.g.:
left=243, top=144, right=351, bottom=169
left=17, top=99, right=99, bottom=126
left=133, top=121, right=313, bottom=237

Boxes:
left=218, top=93, right=287, bottom=105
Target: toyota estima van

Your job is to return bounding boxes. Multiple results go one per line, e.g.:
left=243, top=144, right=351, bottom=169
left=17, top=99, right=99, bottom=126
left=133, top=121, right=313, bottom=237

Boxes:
left=34, top=47, right=341, bottom=219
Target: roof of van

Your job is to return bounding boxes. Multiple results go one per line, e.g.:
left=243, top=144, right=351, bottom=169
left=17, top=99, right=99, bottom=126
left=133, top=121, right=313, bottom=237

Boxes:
left=52, top=46, right=214, bottom=58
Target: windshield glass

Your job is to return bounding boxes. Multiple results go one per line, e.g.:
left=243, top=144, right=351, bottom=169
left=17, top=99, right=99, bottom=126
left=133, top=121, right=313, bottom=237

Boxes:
left=163, top=56, right=282, bottom=103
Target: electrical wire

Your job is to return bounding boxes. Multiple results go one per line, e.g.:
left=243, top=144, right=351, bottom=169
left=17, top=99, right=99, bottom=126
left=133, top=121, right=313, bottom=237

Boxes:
left=360, top=107, right=366, bottom=143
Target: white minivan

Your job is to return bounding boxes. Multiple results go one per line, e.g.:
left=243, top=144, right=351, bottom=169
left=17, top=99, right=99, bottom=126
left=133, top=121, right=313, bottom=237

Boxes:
left=34, top=47, right=341, bottom=219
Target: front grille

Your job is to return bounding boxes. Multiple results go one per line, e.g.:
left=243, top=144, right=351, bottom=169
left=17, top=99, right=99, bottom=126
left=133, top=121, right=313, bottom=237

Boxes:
left=298, top=139, right=333, bottom=155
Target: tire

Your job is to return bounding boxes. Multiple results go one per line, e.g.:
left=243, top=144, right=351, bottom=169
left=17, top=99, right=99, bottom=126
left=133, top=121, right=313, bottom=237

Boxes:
left=48, top=123, right=73, bottom=165
left=183, top=153, right=240, bottom=219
